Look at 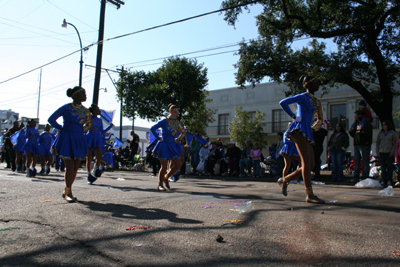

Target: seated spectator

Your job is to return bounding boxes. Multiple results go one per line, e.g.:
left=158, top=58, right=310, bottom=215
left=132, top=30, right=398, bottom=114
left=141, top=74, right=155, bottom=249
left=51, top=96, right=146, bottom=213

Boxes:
left=207, top=141, right=222, bottom=175
left=221, top=141, right=241, bottom=176
left=239, top=139, right=253, bottom=177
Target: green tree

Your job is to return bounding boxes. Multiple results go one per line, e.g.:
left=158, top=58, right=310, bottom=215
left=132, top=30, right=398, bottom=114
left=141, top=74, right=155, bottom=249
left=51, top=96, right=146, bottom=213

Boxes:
left=117, top=56, right=215, bottom=133
left=221, top=0, right=400, bottom=124
left=228, top=105, right=267, bottom=149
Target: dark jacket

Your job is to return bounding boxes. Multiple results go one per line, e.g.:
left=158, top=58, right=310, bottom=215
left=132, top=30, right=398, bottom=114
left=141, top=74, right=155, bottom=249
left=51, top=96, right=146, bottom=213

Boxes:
left=328, top=132, right=349, bottom=151
left=349, top=119, right=373, bottom=146
left=226, top=146, right=241, bottom=159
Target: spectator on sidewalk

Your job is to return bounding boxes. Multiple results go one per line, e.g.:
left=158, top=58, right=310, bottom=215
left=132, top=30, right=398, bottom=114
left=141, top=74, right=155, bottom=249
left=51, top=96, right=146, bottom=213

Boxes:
left=222, top=141, right=241, bottom=176
left=312, top=123, right=328, bottom=180
left=239, top=139, right=253, bottom=177
left=349, top=110, right=373, bottom=183
left=376, top=120, right=397, bottom=186
left=190, top=131, right=201, bottom=174
left=275, top=132, right=284, bottom=178
left=327, top=123, right=349, bottom=182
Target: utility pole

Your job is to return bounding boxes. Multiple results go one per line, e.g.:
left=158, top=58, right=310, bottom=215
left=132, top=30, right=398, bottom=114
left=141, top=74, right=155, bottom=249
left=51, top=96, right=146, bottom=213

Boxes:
left=92, top=0, right=124, bottom=106
left=37, top=68, right=42, bottom=127
left=116, top=66, right=125, bottom=140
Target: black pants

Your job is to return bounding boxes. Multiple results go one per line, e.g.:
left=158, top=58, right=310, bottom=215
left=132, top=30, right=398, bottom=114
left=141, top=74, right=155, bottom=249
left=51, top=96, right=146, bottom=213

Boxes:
left=5, top=148, right=16, bottom=171
left=151, top=156, right=160, bottom=175
left=313, top=145, right=324, bottom=179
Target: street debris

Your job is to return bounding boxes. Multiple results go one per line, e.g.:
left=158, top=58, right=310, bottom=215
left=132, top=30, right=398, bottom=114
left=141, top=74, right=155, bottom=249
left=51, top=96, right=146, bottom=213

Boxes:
left=117, top=177, right=125, bottom=180
left=126, top=225, right=150, bottom=231
left=329, top=200, right=338, bottom=203
left=202, top=206, right=213, bottom=209
left=216, top=235, right=224, bottom=242
left=393, top=250, right=400, bottom=256
left=222, top=220, right=244, bottom=223
left=355, top=178, right=382, bottom=188
left=221, top=222, right=242, bottom=227
left=0, top=226, right=20, bottom=231
left=41, top=200, right=51, bottom=203
left=378, top=186, right=394, bottom=197
left=234, top=201, right=255, bottom=214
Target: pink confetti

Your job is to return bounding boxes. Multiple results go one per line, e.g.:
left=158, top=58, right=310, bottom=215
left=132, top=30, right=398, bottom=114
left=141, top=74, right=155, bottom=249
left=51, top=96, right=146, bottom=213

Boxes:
left=202, top=206, right=213, bottom=209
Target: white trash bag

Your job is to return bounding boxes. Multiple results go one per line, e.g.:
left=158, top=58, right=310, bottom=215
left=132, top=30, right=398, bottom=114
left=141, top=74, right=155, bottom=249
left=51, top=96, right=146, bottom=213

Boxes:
left=378, top=186, right=394, bottom=197
left=235, top=201, right=255, bottom=214
left=355, top=178, right=382, bottom=188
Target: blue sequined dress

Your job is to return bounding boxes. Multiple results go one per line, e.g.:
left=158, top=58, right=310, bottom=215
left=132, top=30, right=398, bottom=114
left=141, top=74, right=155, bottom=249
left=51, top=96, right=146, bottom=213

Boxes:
left=279, top=92, right=322, bottom=144
left=23, top=127, right=39, bottom=154
left=86, top=116, right=112, bottom=154
left=149, top=118, right=184, bottom=160
left=38, top=131, right=55, bottom=156
left=48, top=103, right=90, bottom=160
left=280, top=131, right=299, bottom=156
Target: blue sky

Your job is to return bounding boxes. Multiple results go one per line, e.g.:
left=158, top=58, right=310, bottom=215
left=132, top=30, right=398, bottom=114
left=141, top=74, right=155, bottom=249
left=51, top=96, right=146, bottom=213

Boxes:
left=0, top=0, right=315, bottom=128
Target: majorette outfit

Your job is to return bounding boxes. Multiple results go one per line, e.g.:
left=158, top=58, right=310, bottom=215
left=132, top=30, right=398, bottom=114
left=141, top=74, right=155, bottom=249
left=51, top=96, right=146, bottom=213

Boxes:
left=279, top=92, right=323, bottom=144
left=12, top=129, right=26, bottom=152
left=48, top=103, right=92, bottom=160
left=23, top=127, right=39, bottom=154
left=280, top=131, right=299, bottom=156
left=149, top=116, right=186, bottom=161
left=86, top=116, right=112, bottom=154
left=38, top=131, right=55, bottom=156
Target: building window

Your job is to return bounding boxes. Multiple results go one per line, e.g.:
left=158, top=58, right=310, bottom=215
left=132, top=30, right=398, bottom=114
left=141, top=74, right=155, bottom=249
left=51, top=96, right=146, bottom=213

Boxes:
left=272, top=110, right=288, bottom=132
left=218, top=114, right=229, bottom=135
left=248, top=111, right=256, bottom=121
left=330, top=104, right=347, bottom=128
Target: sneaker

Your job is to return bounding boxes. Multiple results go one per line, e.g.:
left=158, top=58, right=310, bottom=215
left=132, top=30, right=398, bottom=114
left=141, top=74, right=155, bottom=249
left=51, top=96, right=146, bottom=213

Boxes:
left=45, top=167, right=50, bottom=175
left=92, top=168, right=102, bottom=178
left=151, top=173, right=156, bottom=177
left=31, top=168, right=37, bottom=177
left=168, top=177, right=176, bottom=182
left=87, top=174, right=97, bottom=185
left=39, top=169, right=45, bottom=174
left=239, top=174, right=245, bottom=177
left=221, top=172, right=228, bottom=177
left=26, top=169, right=32, bottom=177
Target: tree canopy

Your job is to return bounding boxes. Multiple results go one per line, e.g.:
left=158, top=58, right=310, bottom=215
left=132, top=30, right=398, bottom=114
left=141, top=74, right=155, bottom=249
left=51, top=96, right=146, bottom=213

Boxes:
left=228, top=105, right=267, bottom=149
left=116, top=56, right=215, bottom=136
left=221, top=0, right=400, bottom=124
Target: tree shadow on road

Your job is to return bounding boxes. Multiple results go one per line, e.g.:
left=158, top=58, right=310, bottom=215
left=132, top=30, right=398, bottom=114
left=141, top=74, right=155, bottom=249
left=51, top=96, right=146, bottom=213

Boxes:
left=79, top=201, right=203, bottom=224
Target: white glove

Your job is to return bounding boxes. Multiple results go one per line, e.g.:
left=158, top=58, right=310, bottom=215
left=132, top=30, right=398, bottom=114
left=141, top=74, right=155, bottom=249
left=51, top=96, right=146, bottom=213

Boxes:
left=295, top=116, right=302, bottom=122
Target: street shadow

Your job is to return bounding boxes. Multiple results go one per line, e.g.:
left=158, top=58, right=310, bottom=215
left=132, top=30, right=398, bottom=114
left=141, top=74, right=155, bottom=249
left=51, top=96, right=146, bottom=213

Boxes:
left=79, top=201, right=203, bottom=224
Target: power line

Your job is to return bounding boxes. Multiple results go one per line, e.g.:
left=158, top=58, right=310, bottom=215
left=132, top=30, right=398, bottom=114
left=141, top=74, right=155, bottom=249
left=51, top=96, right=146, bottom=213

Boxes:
left=46, top=0, right=98, bottom=31
left=0, top=1, right=260, bottom=85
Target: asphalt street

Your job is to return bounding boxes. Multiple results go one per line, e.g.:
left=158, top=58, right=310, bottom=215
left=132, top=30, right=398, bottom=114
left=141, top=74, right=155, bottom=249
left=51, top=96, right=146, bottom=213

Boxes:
left=1, top=165, right=400, bottom=267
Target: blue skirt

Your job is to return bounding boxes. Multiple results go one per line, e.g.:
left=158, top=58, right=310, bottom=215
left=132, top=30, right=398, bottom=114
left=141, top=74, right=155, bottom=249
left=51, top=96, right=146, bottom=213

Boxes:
left=286, top=121, right=314, bottom=144
left=53, top=130, right=87, bottom=160
left=13, top=141, right=26, bottom=152
left=86, top=133, right=103, bottom=149
left=149, top=140, right=182, bottom=161
left=280, top=143, right=299, bottom=156
left=23, top=140, right=39, bottom=154
left=38, top=143, right=52, bottom=156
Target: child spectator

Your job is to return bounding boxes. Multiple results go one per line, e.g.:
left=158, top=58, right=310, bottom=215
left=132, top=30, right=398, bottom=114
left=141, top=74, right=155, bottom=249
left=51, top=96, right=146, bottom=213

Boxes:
left=199, top=144, right=210, bottom=175
left=359, top=100, right=373, bottom=128
left=250, top=142, right=262, bottom=177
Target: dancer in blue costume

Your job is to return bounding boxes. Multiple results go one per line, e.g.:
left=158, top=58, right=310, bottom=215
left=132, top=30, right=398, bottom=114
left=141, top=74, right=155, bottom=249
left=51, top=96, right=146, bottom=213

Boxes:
left=278, top=75, right=325, bottom=204
left=23, top=119, right=39, bottom=177
left=279, top=126, right=301, bottom=181
left=85, top=104, right=113, bottom=184
left=149, top=104, right=186, bottom=191
left=48, top=86, right=92, bottom=202
left=38, top=124, right=54, bottom=175
left=11, top=122, right=26, bottom=172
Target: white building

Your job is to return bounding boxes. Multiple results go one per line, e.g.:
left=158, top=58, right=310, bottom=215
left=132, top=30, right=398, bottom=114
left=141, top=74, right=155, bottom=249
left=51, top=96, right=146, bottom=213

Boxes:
left=0, top=109, right=19, bottom=132
left=205, top=82, right=400, bottom=163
